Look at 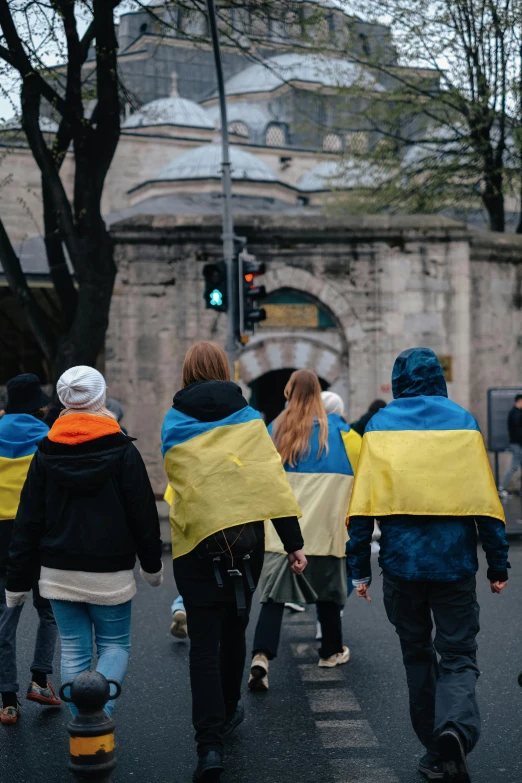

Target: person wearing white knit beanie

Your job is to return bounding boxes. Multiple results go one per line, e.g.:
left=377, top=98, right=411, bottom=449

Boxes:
left=321, top=390, right=345, bottom=417
left=57, top=366, right=107, bottom=412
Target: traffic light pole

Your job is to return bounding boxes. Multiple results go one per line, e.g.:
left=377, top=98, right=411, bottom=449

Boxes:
left=206, top=0, right=237, bottom=369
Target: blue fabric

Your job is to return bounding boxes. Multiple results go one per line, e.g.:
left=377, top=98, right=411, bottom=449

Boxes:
left=268, top=414, right=354, bottom=475
left=392, top=347, right=447, bottom=399
left=50, top=599, right=131, bottom=718
left=161, top=405, right=261, bottom=456
left=366, top=396, right=479, bottom=434
left=171, top=594, right=185, bottom=614
left=0, top=414, right=48, bottom=459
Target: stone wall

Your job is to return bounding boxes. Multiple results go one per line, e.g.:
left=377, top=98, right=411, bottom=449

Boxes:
left=107, top=213, right=501, bottom=492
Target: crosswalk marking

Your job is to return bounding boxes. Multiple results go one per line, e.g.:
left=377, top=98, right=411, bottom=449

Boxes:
left=315, top=719, right=379, bottom=748
left=307, top=688, right=361, bottom=713
left=290, top=642, right=317, bottom=658
left=298, top=664, right=344, bottom=682
left=329, top=759, right=399, bottom=782
left=286, top=624, right=316, bottom=639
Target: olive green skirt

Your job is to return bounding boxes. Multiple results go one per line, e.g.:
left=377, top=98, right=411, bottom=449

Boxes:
left=258, top=552, right=347, bottom=605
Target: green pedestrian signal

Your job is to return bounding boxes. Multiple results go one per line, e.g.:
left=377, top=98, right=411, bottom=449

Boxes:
left=203, top=262, right=228, bottom=312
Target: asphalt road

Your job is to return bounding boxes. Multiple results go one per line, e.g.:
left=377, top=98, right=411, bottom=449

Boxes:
left=2, top=542, right=522, bottom=783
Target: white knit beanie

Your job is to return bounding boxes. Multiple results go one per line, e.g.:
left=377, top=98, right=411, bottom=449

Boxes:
left=57, top=366, right=107, bottom=412
left=321, top=391, right=345, bottom=416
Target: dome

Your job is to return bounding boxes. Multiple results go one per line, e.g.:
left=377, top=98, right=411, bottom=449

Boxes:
left=223, top=53, right=384, bottom=97
left=0, top=116, right=58, bottom=132
left=204, top=103, right=273, bottom=135
left=123, top=73, right=214, bottom=130
left=156, top=144, right=277, bottom=182
left=298, top=159, right=388, bottom=191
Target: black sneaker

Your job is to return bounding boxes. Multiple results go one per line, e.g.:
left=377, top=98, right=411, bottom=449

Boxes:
left=223, top=702, right=245, bottom=737
left=438, top=729, right=471, bottom=782
left=193, top=750, right=224, bottom=782
left=418, top=752, right=444, bottom=780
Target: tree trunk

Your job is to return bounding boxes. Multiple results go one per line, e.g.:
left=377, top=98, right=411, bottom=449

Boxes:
left=482, top=170, right=505, bottom=232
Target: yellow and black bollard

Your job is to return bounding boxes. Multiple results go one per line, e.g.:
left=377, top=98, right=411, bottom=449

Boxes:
left=60, top=671, right=121, bottom=782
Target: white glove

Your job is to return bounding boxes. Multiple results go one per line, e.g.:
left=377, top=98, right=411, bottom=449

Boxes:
left=140, top=563, right=164, bottom=587
left=5, top=590, right=29, bottom=608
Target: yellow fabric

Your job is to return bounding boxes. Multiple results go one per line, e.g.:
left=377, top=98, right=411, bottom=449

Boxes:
left=341, top=428, right=362, bottom=473
left=348, top=429, right=505, bottom=522
left=164, top=484, right=174, bottom=506
left=265, top=472, right=353, bottom=557
left=0, top=454, right=33, bottom=521
left=164, top=418, right=301, bottom=559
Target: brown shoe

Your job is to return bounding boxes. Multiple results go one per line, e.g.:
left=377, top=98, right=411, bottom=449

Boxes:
left=1, top=705, right=20, bottom=725
left=170, top=610, right=188, bottom=639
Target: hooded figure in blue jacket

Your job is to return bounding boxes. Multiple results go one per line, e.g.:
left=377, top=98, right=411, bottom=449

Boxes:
left=346, top=348, right=509, bottom=783
left=0, top=374, right=60, bottom=725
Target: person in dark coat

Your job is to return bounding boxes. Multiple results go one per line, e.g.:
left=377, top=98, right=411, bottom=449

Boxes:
left=350, top=399, right=386, bottom=436
left=498, top=393, right=522, bottom=496
left=161, top=342, right=305, bottom=783
left=6, top=366, right=162, bottom=719
left=0, top=374, right=58, bottom=725
left=346, top=349, right=509, bottom=783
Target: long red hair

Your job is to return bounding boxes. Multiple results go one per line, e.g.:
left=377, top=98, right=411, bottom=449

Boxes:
left=272, top=370, right=328, bottom=467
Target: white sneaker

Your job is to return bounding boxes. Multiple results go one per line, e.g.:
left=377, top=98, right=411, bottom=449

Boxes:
left=249, top=653, right=269, bottom=691
left=315, top=622, right=322, bottom=640
left=318, top=646, right=350, bottom=668
left=498, top=487, right=510, bottom=499
left=170, top=610, right=188, bottom=639
left=285, top=602, right=305, bottom=612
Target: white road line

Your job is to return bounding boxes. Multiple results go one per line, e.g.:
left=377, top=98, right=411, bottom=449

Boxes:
left=290, top=642, right=317, bottom=659
left=298, top=664, right=344, bottom=682
left=315, top=719, right=379, bottom=748
left=286, top=625, right=317, bottom=639
left=307, top=688, right=361, bottom=713
left=329, top=759, right=399, bottom=783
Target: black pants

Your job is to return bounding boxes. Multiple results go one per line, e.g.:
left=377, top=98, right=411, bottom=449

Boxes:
left=186, top=602, right=250, bottom=755
left=253, top=600, right=343, bottom=660
left=383, top=575, right=481, bottom=756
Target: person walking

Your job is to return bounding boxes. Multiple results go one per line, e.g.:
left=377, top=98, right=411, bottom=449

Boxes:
left=498, top=393, right=522, bottom=497
left=347, top=348, right=509, bottom=783
left=6, top=366, right=163, bottom=718
left=249, top=370, right=362, bottom=692
left=0, top=374, right=60, bottom=725
left=161, top=342, right=305, bottom=782
left=350, top=398, right=386, bottom=436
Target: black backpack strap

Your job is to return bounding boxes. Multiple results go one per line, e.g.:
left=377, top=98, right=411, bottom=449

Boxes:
left=213, top=556, right=224, bottom=588
left=228, top=567, right=247, bottom=616
left=242, top=554, right=255, bottom=594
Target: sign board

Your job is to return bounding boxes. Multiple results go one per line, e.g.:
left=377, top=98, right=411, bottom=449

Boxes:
left=261, top=304, right=319, bottom=328
left=487, top=387, right=522, bottom=452
left=437, top=355, right=453, bottom=383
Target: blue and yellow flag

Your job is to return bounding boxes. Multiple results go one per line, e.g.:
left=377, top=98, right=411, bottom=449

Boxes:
left=0, top=414, right=49, bottom=521
left=161, top=406, right=301, bottom=559
left=348, top=396, right=505, bottom=522
left=266, top=414, right=362, bottom=557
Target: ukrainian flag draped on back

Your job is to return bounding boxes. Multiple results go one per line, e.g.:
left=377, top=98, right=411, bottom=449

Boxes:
left=349, top=349, right=505, bottom=523
left=265, top=414, right=362, bottom=557
left=0, top=414, right=49, bottom=521
left=161, top=406, right=301, bottom=559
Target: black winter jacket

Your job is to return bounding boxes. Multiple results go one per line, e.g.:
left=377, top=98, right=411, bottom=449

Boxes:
left=507, top=406, right=522, bottom=446
left=7, top=431, right=162, bottom=593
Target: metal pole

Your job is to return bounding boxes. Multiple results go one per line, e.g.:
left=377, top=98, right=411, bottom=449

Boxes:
left=206, top=0, right=237, bottom=369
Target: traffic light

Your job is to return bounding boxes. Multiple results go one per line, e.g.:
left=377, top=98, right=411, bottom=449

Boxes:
left=239, top=251, right=266, bottom=334
left=203, top=261, right=227, bottom=312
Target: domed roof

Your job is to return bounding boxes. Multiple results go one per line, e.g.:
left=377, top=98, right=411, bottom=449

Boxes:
left=123, top=73, right=214, bottom=130
left=223, top=53, right=384, bottom=97
left=205, top=103, right=273, bottom=134
left=156, top=144, right=277, bottom=182
left=0, top=115, right=58, bottom=132
left=298, top=159, right=387, bottom=191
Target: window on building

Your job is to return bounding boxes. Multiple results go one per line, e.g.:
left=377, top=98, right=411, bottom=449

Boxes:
left=229, top=121, right=249, bottom=138
left=140, top=22, right=148, bottom=34
left=359, top=33, right=371, bottom=57
left=322, top=133, right=343, bottom=152
left=345, top=132, right=369, bottom=155
left=265, top=123, right=287, bottom=147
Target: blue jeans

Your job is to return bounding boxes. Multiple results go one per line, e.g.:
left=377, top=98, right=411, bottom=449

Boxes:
left=171, top=594, right=185, bottom=615
left=0, top=568, right=58, bottom=693
left=50, top=600, right=132, bottom=716
left=502, top=443, right=522, bottom=489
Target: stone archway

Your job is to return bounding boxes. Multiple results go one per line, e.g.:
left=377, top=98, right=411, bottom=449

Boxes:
left=239, top=335, right=344, bottom=386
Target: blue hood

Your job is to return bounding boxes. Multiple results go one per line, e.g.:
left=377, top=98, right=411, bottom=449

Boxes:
left=392, top=348, right=447, bottom=399
left=0, top=413, right=49, bottom=459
